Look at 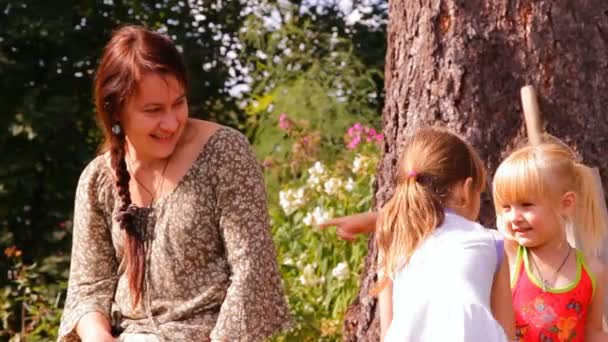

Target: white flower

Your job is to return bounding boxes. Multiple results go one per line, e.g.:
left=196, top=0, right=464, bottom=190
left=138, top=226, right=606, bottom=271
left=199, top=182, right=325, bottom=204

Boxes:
left=279, top=187, right=306, bottom=215
left=304, top=264, right=315, bottom=276
left=352, top=154, right=367, bottom=174
left=307, top=161, right=326, bottom=187
left=256, top=50, right=267, bottom=60
left=282, top=257, right=294, bottom=266
left=303, top=212, right=313, bottom=226
left=309, top=161, right=325, bottom=176
left=332, top=262, right=349, bottom=280
left=307, top=173, right=321, bottom=186
left=313, top=206, right=331, bottom=223
left=345, top=177, right=355, bottom=192
left=299, top=263, right=323, bottom=286
left=303, top=206, right=331, bottom=227
left=324, top=177, right=343, bottom=195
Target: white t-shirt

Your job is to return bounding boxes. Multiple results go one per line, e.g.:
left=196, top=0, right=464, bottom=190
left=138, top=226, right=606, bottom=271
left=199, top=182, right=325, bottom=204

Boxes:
left=385, top=212, right=508, bottom=342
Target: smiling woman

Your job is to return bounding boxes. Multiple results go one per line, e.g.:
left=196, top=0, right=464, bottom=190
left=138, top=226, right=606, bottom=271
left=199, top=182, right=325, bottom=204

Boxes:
left=57, top=25, right=292, bottom=342
left=122, top=73, right=188, bottom=163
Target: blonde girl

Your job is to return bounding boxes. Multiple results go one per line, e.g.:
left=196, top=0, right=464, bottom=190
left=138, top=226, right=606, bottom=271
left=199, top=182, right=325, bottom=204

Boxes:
left=493, top=140, right=608, bottom=341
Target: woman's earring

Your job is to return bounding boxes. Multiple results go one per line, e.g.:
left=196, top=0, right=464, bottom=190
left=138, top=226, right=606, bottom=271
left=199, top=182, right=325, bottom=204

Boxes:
left=111, top=123, right=122, bottom=135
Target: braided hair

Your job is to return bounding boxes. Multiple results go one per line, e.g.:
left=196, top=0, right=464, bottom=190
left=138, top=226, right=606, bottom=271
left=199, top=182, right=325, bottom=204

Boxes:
left=93, top=25, right=188, bottom=306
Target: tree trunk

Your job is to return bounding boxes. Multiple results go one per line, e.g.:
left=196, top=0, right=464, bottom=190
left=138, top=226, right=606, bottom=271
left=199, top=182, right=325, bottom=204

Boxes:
left=343, top=0, right=608, bottom=340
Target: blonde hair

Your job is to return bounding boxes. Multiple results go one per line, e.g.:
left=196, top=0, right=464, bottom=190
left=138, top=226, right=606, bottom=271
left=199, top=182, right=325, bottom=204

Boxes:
left=374, top=127, right=486, bottom=295
left=492, top=138, right=608, bottom=255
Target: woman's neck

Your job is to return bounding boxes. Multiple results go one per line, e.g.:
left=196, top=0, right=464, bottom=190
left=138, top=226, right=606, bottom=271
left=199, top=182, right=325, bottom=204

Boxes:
left=124, top=142, right=169, bottom=171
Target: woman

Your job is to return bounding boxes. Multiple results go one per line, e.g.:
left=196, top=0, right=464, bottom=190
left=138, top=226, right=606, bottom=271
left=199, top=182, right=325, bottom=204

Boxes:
left=58, top=25, right=292, bottom=342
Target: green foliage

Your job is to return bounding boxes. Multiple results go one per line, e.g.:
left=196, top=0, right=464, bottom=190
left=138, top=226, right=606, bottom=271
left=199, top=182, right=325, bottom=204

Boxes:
left=1, top=247, right=69, bottom=340
left=239, top=4, right=384, bottom=208
left=240, top=14, right=383, bottom=145
left=266, top=120, right=381, bottom=340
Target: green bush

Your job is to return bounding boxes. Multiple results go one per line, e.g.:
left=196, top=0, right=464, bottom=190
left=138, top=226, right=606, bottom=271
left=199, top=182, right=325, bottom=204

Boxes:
left=266, top=118, right=381, bottom=341
left=1, top=246, right=68, bottom=341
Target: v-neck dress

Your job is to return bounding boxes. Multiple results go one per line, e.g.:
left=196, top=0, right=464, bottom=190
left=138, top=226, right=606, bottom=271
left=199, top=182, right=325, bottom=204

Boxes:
left=58, top=127, right=292, bottom=341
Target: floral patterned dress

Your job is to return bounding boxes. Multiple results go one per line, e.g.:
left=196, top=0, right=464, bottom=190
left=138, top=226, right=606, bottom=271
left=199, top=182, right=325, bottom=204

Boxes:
left=512, top=246, right=596, bottom=342
left=58, top=127, right=292, bottom=341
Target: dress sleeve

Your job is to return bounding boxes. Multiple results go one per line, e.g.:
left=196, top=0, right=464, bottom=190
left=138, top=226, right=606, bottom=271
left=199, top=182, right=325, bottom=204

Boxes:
left=209, top=130, right=292, bottom=342
left=58, top=158, right=119, bottom=342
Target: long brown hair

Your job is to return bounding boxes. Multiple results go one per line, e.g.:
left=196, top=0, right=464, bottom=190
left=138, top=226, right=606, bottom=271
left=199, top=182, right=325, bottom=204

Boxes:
left=93, top=25, right=188, bottom=306
left=374, top=127, right=486, bottom=294
left=493, top=139, right=608, bottom=256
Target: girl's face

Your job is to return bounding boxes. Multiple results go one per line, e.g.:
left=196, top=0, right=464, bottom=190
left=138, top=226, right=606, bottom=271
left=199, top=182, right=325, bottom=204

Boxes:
left=499, top=199, right=563, bottom=248
left=121, top=72, right=188, bottom=163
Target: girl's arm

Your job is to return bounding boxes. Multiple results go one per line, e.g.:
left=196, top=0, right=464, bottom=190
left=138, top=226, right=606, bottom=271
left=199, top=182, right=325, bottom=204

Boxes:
left=586, top=256, right=608, bottom=341
left=319, top=212, right=377, bottom=241
left=378, top=278, right=393, bottom=342
left=491, top=254, right=516, bottom=340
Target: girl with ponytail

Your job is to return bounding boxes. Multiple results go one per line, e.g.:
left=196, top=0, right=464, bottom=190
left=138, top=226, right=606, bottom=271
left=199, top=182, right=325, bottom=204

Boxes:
left=374, top=127, right=514, bottom=341
left=493, top=139, right=608, bottom=341
left=58, top=25, right=291, bottom=342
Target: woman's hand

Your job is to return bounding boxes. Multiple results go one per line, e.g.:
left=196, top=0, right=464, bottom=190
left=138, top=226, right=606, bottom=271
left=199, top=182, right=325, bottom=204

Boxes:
left=319, top=212, right=377, bottom=241
left=76, top=312, right=115, bottom=342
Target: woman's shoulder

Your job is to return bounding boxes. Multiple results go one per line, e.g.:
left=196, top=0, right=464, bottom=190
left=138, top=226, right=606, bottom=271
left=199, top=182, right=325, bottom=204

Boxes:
left=183, top=120, right=258, bottom=184
left=74, top=153, right=115, bottom=209
left=188, top=119, right=251, bottom=157
left=78, top=153, right=113, bottom=188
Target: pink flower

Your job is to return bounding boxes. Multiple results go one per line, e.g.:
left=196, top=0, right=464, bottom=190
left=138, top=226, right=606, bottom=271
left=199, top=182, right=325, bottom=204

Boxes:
left=279, top=113, right=293, bottom=130
left=347, top=135, right=361, bottom=150
left=345, top=123, right=382, bottom=149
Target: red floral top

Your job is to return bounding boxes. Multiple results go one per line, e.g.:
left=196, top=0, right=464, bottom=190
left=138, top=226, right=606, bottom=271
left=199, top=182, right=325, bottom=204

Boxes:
left=511, top=246, right=596, bottom=342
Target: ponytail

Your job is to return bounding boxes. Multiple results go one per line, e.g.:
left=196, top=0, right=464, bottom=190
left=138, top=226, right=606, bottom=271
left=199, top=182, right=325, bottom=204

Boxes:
left=373, top=178, right=445, bottom=295
left=573, top=164, right=608, bottom=256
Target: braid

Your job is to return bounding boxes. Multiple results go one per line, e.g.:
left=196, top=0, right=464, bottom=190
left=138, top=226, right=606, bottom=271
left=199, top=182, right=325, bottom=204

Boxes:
left=110, top=131, right=146, bottom=307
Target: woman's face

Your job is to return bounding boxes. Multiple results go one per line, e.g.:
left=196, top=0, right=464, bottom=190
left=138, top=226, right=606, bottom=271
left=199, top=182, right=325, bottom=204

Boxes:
left=121, top=72, right=188, bottom=162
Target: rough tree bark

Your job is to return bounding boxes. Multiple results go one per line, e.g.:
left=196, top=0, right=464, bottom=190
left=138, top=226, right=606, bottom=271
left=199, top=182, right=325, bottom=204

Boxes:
left=343, top=0, right=608, bottom=340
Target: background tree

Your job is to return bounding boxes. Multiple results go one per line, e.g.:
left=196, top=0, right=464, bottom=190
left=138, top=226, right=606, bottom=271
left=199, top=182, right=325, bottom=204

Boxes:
left=344, top=0, right=608, bottom=340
